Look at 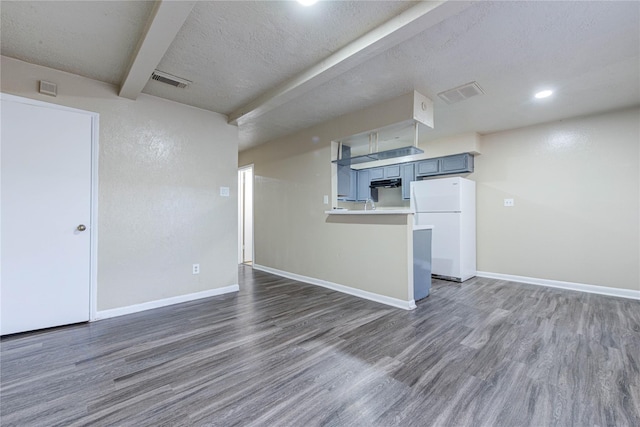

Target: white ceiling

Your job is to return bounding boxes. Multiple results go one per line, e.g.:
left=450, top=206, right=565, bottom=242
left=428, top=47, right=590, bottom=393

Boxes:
left=2, top=1, right=639, bottom=151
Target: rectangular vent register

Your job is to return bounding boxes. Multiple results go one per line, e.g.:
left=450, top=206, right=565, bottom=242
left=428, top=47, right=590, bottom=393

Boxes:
left=151, top=70, right=191, bottom=89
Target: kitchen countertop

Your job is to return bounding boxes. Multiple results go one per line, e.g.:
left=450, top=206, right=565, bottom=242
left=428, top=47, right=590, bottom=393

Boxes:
left=325, top=209, right=414, bottom=215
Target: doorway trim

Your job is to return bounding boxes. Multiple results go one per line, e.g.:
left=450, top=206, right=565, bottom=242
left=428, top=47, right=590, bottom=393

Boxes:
left=1, top=93, right=100, bottom=322
left=238, top=164, right=254, bottom=265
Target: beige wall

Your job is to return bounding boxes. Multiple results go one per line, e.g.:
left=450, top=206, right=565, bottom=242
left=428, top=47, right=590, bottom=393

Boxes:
left=239, top=101, right=484, bottom=303
left=241, top=97, right=639, bottom=294
left=240, top=108, right=415, bottom=303
left=475, top=108, right=639, bottom=291
left=1, top=56, right=240, bottom=310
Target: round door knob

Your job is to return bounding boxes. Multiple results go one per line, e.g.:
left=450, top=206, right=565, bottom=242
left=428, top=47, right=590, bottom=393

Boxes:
left=77, top=224, right=87, bottom=232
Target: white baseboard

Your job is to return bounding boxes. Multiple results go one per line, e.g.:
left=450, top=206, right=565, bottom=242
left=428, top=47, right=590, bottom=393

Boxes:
left=94, top=284, right=240, bottom=320
left=476, top=271, right=640, bottom=300
left=253, top=264, right=416, bottom=310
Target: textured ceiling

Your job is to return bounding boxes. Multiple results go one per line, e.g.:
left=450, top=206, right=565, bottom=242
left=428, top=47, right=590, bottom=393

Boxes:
left=1, top=1, right=639, bottom=152
left=0, top=1, right=154, bottom=85
left=240, top=0, right=640, bottom=147
left=143, top=0, right=416, bottom=114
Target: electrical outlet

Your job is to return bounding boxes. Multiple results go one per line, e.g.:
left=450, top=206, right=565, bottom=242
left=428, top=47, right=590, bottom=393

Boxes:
left=504, top=198, right=514, bottom=207
left=220, top=187, right=230, bottom=197
left=192, top=264, right=200, bottom=275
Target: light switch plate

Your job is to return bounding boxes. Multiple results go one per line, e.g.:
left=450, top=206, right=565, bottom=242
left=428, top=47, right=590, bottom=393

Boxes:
left=323, top=195, right=329, bottom=205
left=220, top=187, right=230, bottom=197
left=504, top=198, right=514, bottom=207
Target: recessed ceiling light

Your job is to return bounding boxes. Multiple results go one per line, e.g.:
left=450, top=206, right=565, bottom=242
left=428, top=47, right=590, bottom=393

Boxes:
left=297, top=0, right=318, bottom=5
left=534, top=90, right=553, bottom=99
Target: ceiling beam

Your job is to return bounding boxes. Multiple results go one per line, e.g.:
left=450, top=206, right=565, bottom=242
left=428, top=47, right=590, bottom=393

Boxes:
left=119, top=0, right=196, bottom=100
left=228, top=0, right=473, bottom=126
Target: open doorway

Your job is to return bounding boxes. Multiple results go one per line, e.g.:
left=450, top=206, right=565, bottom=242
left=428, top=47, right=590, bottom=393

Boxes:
left=238, top=165, right=254, bottom=265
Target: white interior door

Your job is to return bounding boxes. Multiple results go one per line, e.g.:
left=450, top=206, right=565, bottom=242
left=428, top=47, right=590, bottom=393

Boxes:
left=238, top=166, right=253, bottom=264
left=1, top=96, right=93, bottom=335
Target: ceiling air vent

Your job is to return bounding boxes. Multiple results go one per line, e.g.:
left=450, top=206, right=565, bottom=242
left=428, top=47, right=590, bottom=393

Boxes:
left=39, top=80, right=57, bottom=97
left=437, top=81, right=484, bottom=104
left=151, top=70, right=191, bottom=88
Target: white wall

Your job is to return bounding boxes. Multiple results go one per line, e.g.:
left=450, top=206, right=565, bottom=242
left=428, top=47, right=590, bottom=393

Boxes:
left=474, top=108, right=639, bottom=291
left=1, top=56, right=240, bottom=311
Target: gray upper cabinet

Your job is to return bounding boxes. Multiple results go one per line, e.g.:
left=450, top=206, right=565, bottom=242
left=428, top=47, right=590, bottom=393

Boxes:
left=337, top=165, right=350, bottom=200
left=338, top=168, right=358, bottom=201
left=384, top=165, right=401, bottom=179
left=348, top=169, right=357, bottom=201
left=441, top=153, right=474, bottom=174
left=370, top=165, right=401, bottom=181
left=356, top=169, right=371, bottom=201
left=416, top=159, right=440, bottom=176
left=416, top=153, right=474, bottom=177
left=337, top=145, right=351, bottom=200
left=401, top=163, right=415, bottom=200
left=369, top=168, right=384, bottom=181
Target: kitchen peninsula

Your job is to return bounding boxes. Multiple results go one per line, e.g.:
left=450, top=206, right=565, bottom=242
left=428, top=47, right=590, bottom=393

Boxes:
left=302, top=91, right=439, bottom=309
left=325, top=209, right=432, bottom=309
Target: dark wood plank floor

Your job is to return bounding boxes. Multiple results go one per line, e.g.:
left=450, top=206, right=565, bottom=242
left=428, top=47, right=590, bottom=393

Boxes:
left=2, top=265, right=639, bottom=426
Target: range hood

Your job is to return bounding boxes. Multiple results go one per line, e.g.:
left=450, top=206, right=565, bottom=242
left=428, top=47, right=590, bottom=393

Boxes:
left=370, top=178, right=402, bottom=188
left=334, top=145, right=423, bottom=166
left=332, top=91, right=433, bottom=166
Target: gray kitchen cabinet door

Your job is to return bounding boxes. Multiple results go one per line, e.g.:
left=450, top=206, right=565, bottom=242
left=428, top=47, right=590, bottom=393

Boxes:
left=357, top=169, right=371, bottom=201
left=384, top=165, right=401, bottom=178
left=441, top=153, right=474, bottom=174
left=416, top=158, right=440, bottom=176
left=337, top=145, right=351, bottom=201
left=337, top=164, right=350, bottom=200
left=369, top=167, right=384, bottom=181
left=347, top=169, right=358, bottom=201
left=401, top=163, right=415, bottom=200
left=338, top=167, right=358, bottom=201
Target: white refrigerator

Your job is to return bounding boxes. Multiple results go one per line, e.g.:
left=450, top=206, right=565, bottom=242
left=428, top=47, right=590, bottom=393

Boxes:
left=410, top=177, right=476, bottom=282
